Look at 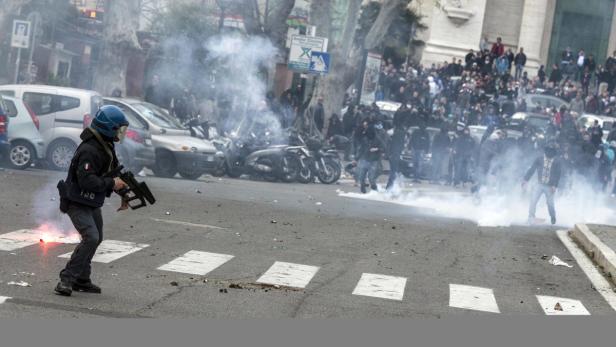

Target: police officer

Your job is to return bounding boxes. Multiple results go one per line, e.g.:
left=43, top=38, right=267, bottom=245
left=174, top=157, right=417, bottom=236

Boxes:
left=55, top=105, right=129, bottom=296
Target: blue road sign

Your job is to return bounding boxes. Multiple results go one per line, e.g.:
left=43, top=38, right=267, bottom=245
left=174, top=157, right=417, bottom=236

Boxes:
left=309, top=51, right=330, bottom=74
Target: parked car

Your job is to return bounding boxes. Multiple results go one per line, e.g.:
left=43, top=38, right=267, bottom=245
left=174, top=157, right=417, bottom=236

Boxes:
left=0, top=95, right=9, bottom=163
left=508, top=112, right=552, bottom=133
left=103, top=98, right=224, bottom=180
left=2, top=95, right=45, bottom=169
left=0, top=85, right=103, bottom=170
left=521, top=94, right=569, bottom=112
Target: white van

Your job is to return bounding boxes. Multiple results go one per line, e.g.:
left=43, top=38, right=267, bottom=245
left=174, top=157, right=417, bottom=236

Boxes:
left=0, top=85, right=103, bottom=170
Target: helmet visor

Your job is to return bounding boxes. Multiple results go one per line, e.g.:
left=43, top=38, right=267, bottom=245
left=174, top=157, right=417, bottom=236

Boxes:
left=116, top=125, right=129, bottom=143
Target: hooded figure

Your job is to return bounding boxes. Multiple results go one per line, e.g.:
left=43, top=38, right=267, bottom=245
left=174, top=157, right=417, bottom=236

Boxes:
left=523, top=142, right=562, bottom=225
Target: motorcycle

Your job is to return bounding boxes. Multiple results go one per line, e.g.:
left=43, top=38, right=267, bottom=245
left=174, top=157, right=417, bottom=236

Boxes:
left=223, top=131, right=299, bottom=183
left=289, top=132, right=342, bottom=184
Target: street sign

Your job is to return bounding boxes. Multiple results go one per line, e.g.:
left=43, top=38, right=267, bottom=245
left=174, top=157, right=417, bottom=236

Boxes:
left=309, top=51, right=330, bottom=74
left=11, top=20, right=31, bottom=49
left=288, top=35, right=328, bottom=72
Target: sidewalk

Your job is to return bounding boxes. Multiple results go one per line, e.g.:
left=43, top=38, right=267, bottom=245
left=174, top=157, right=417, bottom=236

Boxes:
left=570, top=224, right=616, bottom=286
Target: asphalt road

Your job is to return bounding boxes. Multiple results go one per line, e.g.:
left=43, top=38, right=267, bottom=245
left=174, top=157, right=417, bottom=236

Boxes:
left=0, top=168, right=614, bottom=318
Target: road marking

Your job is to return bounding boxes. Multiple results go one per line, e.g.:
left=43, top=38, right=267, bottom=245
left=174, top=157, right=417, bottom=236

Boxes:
left=151, top=218, right=226, bottom=230
left=449, top=284, right=500, bottom=313
left=0, top=230, right=41, bottom=251
left=157, top=250, right=234, bottom=276
left=59, top=240, right=149, bottom=263
left=0, top=296, right=10, bottom=304
left=256, top=261, right=320, bottom=289
left=352, top=273, right=407, bottom=301
left=556, top=229, right=616, bottom=312
left=536, top=295, right=590, bottom=315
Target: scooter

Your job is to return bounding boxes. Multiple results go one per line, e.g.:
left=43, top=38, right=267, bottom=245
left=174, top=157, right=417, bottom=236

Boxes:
left=289, top=132, right=342, bottom=184
left=223, top=131, right=299, bottom=183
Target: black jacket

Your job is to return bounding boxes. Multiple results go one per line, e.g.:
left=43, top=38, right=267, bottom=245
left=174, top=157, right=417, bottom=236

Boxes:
left=524, top=156, right=562, bottom=188
left=514, top=53, right=527, bottom=66
left=68, top=128, right=118, bottom=204
left=410, top=128, right=430, bottom=151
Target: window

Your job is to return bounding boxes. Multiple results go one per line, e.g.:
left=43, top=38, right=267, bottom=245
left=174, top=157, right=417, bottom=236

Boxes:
left=4, top=100, right=18, bottom=118
left=58, top=96, right=80, bottom=111
left=132, top=103, right=185, bottom=130
left=0, top=90, right=15, bottom=97
left=23, top=92, right=55, bottom=115
left=90, top=95, right=103, bottom=114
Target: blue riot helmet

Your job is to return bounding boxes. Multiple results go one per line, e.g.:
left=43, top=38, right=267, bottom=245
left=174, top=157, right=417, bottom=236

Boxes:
left=90, top=105, right=129, bottom=142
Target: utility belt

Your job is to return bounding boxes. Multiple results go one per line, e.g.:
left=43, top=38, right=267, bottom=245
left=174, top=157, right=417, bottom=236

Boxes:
left=57, top=178, right=107, bottom=211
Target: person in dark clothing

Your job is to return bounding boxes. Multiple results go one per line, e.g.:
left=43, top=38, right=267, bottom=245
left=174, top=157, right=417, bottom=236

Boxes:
left=386, top=104, right=411, bottom=190
left=313, top=97, right=326, bottom=134
left=549, top=64, right=563, bottom=85
left=55, top=106, right=129, bottom=296
left=326, top=113, right=344, bottom=140
left=431, top=126, right=451, bottom=183
left=514, top=48, right=527, bottom=81
left=589, top=120, right=603, bottom=148
left=356, top=123, right=385, bottom=193
left=538, top=65, right=547, bottom=85
left=342, top=105, right=357, bottom=138
left=409, top=123, right=430, bottom=182
left=172, top=88, right=197, bottom=123
left=523, top=143, right=562, bottom=225
left=453, top=127, right=475, bottom=186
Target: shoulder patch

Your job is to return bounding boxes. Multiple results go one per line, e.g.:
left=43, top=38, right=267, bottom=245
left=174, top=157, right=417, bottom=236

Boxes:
left=84, top=162, right=91, bottom=171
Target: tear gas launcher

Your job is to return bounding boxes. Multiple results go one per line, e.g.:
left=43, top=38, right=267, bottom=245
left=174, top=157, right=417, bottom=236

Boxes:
left=106, top=165, right=156, bottom=210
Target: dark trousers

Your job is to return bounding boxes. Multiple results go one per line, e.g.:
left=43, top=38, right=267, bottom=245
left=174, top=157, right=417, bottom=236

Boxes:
left=386, top=155, right=401, bottom=190
left=358, top=159, right=378, bottom=193
left=60, top=204, right=103, bottom=284
left=453, top=156, right=471, bottom=185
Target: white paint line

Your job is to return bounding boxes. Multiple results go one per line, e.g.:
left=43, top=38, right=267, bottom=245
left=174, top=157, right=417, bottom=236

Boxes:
left=0, top=296, right=10, bottom=304
left=151, top=218, right=226, bottom=230
left=157, top=250, right=234, bottom=276
left=0, top=230, right=41, bottom=251
left=536, top=295, right=590, bottom=315
left=256, top=261, right=320, bottom=289
left=352, top=273, right=407, bottom=301
left=556, top=229, right=616, bottom=312
left=59, top=240, right=149, bottom=263
left=449, top=284, right=500, bottom=313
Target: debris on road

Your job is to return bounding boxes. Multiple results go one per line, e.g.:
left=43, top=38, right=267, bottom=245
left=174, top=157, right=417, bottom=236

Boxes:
left=541, top=255, right=549, bottom=260
left=548, top=256, right=573, bottom=268
left=7, top=281, right=31, bottom=287
left=165, top=211, right=171, bottom=215
left=219, top=288, right=228, bottom=293
left=315, top=202, right=323, bottom=206
left=170, top=281, right=179, bottom=286
left=195, top=189, right=202, bottom=194
left=229, top=283, right=243, bottom=289
left=270, top=220, right=277, bottom=224
left=554, top=302, right=563, bottom=311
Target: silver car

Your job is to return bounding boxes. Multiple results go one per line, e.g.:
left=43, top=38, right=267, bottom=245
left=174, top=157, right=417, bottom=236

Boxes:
left=103, top=98, right=224, bottom=180
left=3, top=95, right=45, bottom=169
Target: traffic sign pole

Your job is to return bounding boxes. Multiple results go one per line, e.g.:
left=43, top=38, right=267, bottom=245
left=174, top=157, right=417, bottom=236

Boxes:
left=14, top=48, right=22, bottom=83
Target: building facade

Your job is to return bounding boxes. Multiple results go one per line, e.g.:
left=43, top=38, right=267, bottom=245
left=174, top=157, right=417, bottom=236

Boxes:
left=413, top=0, right=616, bottom=74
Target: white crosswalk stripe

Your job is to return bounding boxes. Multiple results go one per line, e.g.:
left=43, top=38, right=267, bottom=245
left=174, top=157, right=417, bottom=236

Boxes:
left=157, top=250, right=234, bottom=276
left=58, top=240, right=149, bottom=263
left=0, top=296, right=10, bottom=304
left=352, top=273, right=407, bottom=301
left=257, top=261, right=320, bottom=289
left=449, top=284, right=500, bottom=313
left=536, top=295, right=590, bottom=315
left=0, top=230, right=42, bottom=251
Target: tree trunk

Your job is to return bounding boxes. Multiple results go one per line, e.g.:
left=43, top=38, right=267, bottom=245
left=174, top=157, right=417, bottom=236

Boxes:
left=312, top=0, right=410, bottom=136
left=264, top=0, right=296, bottom=50
left=92, top=0, right=141, bottom=96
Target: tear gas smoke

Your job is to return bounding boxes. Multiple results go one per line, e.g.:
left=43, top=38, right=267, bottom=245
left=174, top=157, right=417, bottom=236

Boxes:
left=340, top=146, right=616, bottom=228
left=31, top=181, right=80, bottom=242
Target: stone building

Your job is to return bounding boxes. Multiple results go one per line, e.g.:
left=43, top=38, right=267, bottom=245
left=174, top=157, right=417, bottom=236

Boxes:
left=412, top=0, right=616, bottom=74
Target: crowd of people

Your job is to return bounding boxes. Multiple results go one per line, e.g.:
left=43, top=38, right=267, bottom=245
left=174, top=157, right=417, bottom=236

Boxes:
left=142, top=36, right=616, bottom=199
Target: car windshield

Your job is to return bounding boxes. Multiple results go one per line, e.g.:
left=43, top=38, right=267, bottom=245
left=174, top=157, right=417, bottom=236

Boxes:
left=131, top=102, right=185, bottom=130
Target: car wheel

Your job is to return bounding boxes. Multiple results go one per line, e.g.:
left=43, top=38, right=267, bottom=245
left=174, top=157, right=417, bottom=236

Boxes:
left=178, top=169, right=204, bottom=180
left=152, top=150, right=178, bottom=178
left=9, top=141, right=35, bottom=170
left=47, top=139, right=77, bottom=171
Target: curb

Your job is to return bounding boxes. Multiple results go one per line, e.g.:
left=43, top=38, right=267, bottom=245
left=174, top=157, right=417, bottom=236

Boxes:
left=570, top=223, right=616, bottom=286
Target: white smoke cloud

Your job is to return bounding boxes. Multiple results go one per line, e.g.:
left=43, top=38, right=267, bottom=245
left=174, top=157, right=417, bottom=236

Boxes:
left=339, top=145, right=616, bottom=228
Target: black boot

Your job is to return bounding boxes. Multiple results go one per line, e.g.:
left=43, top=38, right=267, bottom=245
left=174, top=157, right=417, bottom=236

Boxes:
left=551, top=216, right=556, bottom=225
left=72, top=280, right=101, bottom=294
left=54, top=281, right=72, bottom=296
